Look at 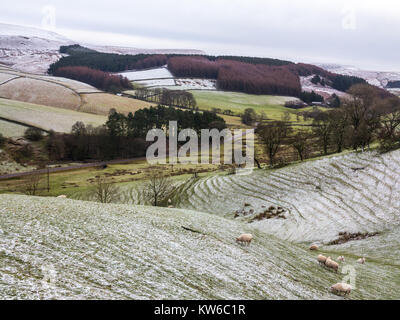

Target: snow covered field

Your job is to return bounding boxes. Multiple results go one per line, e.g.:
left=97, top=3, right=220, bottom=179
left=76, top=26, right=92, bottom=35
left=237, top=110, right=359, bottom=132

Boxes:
left=119, top=67, right=217, bottom=90
left=1, top=194, right=398, bottom=299
left=173, top=150, right=400, bottom=244
left=119, top=67, right=173, bottom=81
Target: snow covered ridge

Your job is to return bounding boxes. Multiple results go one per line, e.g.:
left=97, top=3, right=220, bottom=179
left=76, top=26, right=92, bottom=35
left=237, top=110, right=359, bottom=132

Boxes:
left=316, top=63, right=400, bottom=89
left=0, top=23, right=74, bottom=73
left=0, top=23, right=205, bottom=74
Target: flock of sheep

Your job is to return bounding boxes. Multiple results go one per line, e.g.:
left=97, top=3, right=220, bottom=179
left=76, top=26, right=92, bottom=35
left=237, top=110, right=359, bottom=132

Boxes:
left=312, top=244, right=365, bottom=296
left=236, top=234, right=366, bottom=297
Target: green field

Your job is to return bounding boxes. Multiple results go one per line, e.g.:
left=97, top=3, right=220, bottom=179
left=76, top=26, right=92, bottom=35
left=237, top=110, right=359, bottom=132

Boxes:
left=190, top=90, right=301, bottom=120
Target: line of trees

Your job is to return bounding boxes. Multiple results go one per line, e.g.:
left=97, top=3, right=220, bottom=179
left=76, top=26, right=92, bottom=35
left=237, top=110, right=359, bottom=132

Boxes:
left=46, top=105, right=226, bottom=161
left=257, top=84, right=400, bottom=166
left=134, top=88, right=197, bottom=110
left=49, top=45, right=167, bottom=73
left=53, top=66, right=133, bottom=92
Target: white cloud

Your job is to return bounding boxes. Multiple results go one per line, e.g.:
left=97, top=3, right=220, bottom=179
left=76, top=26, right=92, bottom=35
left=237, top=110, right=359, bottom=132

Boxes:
left=1, top=0, right=400, bottom=71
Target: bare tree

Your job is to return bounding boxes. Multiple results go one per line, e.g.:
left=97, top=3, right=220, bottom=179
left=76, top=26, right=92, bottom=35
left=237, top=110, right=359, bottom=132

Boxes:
left=23, top=174, right=41, bottom=195
left=92, top=176, right=120, bottom=203
left=258, top=121, right=292, bottom=166
left=328, top=109, right=349, bottom=153
left=290, top=130, right=311, bottom=161
left=312, top=112, right=332, bottom=155
left=144, top=173, right=174, bottom=206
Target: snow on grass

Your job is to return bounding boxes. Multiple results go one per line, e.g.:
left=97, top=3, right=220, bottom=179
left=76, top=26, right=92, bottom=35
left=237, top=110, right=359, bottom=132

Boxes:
left=300, top=75, right=349, bottom=98
left=1, top=194, right=398, bottom=300
left=119, top=67, right=173, bottom=81
left=0, top=98, right=106, bottom=133
left=172, top=149, right=400, bottom=244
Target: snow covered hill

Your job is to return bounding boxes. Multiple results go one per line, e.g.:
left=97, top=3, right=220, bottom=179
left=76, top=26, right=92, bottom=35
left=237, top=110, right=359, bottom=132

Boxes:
left=0, top=23, right=205, bottom=74
left=0, top=194, right=398, bottom=299
left=0, top=23, right=74, bottom=73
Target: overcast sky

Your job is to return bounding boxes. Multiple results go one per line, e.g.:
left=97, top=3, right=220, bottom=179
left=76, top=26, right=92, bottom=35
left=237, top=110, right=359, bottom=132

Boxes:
left=1, top=0, right=400, bottom=71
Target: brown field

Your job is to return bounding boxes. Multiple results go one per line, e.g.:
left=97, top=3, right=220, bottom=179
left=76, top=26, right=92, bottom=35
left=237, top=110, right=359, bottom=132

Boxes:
left=79, top=93, right=155, bottom=115
left=0, top=77, right=81, bottom=110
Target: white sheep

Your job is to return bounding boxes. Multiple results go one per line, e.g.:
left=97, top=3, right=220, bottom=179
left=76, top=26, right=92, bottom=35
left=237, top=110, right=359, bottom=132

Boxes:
left=330, top=283, right=352, bottom=296
left=57, top=195, right=67, bottom=198
left=357, top=257, right=366, bottom=264
left=317, top=254, right=327, bottom=265
left=337, top=256, right=345, bottom=262
left=309, top=244, right=319, bottom=251
left=325, top=257, right=339, bottom=273
left=236, top=234, right=253, bottom=246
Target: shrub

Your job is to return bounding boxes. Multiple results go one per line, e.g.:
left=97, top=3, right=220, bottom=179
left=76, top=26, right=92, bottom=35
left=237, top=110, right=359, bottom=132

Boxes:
left=24, top=127, right=44, bottom=141
left=0, top=133, right=6, bottom=147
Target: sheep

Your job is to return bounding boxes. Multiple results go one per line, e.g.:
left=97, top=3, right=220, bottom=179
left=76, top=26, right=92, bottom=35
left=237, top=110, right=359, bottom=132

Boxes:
left=357, top=257, right=366, bottom=264
left=309, top=244, right=319, bottom=251
left=325, top=257, right=339, bottom=273
left=330, top=283, right=352, bottom=296
left=236, top=234, right=253, bottom=246
left=337, top=256, right=345, bottom=262
left=317, top=254, right=327, bottom=265
left=57, top=195, right=67, bottom=198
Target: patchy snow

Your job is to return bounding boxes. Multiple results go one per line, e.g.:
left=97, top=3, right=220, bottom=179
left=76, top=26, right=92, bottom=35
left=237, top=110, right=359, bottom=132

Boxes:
left=174, top=149, right=400, bottom=245
left=300, top=75, right=349, bottom=99
left=316, top=63, right=400, bottom=89
left=119, top=67, right=173, bottom=81
left=174, top=78, right=217, bottom=90
left=1, top=194, right=398, bottom=299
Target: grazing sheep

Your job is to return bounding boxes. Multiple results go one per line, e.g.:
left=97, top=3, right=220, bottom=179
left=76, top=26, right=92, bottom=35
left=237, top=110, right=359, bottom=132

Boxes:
left=325, top=257, right=339, bottom=273
left=337, top=256, right=345, bottom=262
left=168, top=205, right=174, bottom=208
left=357, top=257, right=366, bottom=264
left=236, top=234, right=253, bottom=246
left=317, top=254, right=327, bottom=265
left=309, top=244, right=319, bottom=251
left=330, top=283, right=352, bottom=296
left=57, top=195, right=67, bottom=198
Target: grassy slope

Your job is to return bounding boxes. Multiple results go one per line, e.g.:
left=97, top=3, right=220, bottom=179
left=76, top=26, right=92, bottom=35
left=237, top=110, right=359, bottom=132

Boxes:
left=0, top=119, right=28, bottom=137
left=0, top=98, right=106, bottom=132
left=0, top=77, right=81, bottom=110
left=190, top=90, right=299, bottom=120
left=1, top=194, right=398, bottom=300
left=80, top=93, right=155, bottom=115
left=0, top=70, right=153, bottom=117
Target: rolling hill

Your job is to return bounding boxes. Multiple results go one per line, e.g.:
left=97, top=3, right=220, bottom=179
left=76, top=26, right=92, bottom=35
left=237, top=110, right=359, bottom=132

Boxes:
left=0, top=67, right=154, bottom=119
left=0, top=193, right=398, bottom=299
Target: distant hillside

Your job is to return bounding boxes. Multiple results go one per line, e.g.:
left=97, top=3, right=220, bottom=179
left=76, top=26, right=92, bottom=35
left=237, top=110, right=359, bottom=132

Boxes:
left=0, top=23, right=205, bottom=74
